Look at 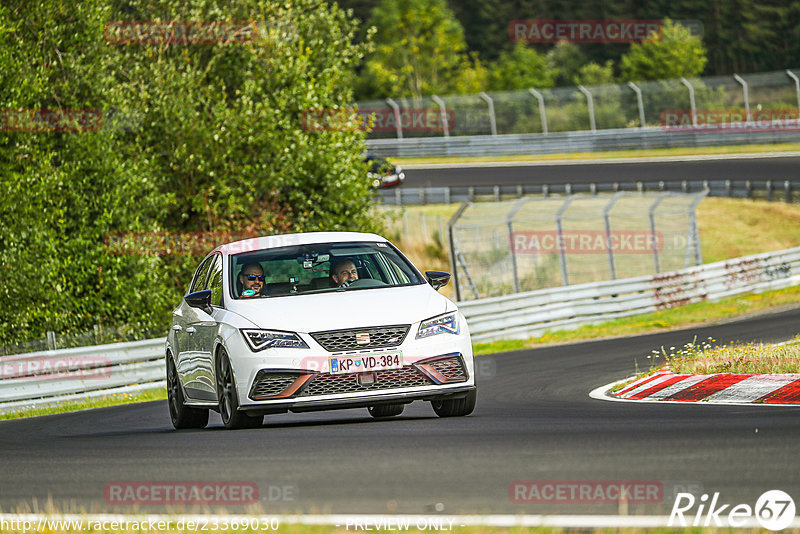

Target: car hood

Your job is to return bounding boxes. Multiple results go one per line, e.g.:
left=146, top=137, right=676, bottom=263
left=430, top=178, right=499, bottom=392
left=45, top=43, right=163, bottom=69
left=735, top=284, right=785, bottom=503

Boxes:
left=227, top=284, right=452, bottom=333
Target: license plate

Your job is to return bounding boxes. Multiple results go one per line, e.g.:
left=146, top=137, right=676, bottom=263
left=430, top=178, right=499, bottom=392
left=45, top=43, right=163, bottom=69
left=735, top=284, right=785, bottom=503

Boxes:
left=329, top=351, right=403, bottom=375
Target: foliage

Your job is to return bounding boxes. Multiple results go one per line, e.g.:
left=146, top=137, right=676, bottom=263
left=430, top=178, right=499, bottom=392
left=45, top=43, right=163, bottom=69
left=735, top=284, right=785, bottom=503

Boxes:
left=545, top=42, right=588, bottom=87
left=358, top=0, right=487, bottom=99
left=620, top=20, right=707, bottom=81
left=488, top=43, right=553, bottom=91
left=0, top=0, right=379, bottom=344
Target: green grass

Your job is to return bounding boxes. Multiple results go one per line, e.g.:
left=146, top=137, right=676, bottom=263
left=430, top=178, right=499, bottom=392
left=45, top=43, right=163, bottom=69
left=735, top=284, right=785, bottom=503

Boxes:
left=0, top=388, right=166, bottom=420
left=473, top=284, right=800, bottom=356
left=391, top=142, right=800, bottom=165
left=661, top=336, right=800, bottom=374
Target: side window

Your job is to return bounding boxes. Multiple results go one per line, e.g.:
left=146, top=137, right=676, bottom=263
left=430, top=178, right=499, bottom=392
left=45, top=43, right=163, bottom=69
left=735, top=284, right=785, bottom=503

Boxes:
left=190, top=255, right=214, bottom=293
left=208, top=255, right=223, bottom=306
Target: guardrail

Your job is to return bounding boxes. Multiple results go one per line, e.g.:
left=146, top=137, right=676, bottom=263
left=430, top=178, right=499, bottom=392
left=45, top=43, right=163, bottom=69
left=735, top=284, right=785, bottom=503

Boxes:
left=0, top=338, right=166, bottom=413
left=459, top=247, right=800, bottom=343
left=377, top=179, right=800, bottom=205
left=3, top=246, right=800, bottom=410
left=366, top=126, right=800, bottom=158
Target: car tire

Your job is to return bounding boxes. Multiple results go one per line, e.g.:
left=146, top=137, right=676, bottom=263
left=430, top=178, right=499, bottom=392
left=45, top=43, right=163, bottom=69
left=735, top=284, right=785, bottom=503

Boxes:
left=431, top=389, right=477, bottom=417
left=216, top=348, right=264, bottom=430
left=368, top=404, right=404, bottom=418
left=166, top=353, right=209, bottom=429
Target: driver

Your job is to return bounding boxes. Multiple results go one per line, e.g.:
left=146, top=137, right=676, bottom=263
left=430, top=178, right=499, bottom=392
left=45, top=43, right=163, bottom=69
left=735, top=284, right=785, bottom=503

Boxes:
left=330, top=258, right=358, bottom=287
left=238, top=263, right=265, bottom=297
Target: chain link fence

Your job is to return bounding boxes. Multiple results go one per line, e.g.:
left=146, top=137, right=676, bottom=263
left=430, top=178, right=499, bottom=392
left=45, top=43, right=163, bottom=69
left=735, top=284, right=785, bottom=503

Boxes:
left=358, top=69, right=800, bottom=139
left=448, top=191, right=707, bottom=301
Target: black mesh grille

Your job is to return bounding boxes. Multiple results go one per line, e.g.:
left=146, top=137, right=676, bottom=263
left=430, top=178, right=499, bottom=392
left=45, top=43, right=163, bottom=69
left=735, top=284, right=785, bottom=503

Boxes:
left=427, top=356, right=468, bottom=381
left=310, top=325, right=410, bottom=352
left=298, top=366, right=432, bottom=396
left=249, top=372, right=300, bottom=399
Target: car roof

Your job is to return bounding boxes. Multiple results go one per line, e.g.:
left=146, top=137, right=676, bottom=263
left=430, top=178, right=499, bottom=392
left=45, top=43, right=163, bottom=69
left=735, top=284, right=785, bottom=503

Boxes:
left=214, top=231, right=387, bottom=256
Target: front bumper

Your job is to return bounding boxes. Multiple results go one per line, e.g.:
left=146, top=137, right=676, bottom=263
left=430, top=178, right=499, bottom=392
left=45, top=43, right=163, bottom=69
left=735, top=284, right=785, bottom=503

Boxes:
left=240, top=384, right=476, bottom=416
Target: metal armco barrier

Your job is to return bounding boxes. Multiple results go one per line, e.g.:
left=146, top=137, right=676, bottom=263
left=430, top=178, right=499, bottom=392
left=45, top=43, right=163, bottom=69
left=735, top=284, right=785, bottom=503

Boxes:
left=459, top=247, right=800, bottom=343
left=0, top=338, right=166, bottom=413
left=377, top=179, right=800, bottom=205
left=366, top=127, right=800, bottom=159
left=3, top=247, right=800, bottom=410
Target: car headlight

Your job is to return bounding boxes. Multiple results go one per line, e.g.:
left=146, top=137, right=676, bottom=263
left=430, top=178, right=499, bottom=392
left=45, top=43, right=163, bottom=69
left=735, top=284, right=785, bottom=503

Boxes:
left=416, top=312, right=459, bottom=339
left=241, top=329, right=309, bottom=351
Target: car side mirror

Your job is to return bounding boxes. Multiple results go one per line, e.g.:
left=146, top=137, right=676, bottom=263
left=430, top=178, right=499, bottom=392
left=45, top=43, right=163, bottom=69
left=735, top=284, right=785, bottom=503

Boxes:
left=425, top=271, right=451, bottom=291
left=185, top=289, right=213, bottom=314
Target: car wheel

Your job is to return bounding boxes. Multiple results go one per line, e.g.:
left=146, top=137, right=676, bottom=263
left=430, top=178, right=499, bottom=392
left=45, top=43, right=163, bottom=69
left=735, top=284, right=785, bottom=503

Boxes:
left=368, top=404, right=404, bottom=418
left=431, top=389, right=477, bottom=417
left=216, top=348, right=263, bottom=430
left=166, top=353, right=209, bottom=429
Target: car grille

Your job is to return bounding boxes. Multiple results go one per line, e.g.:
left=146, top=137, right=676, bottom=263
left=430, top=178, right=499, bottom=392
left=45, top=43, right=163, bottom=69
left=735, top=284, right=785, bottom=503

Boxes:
left=310, top=325, right=410, bottom=352
left=249, top=372, right=300, bottom=399
left=297, top=366, right=432, bottom=397
left=426, top=356, right=468, bottom=381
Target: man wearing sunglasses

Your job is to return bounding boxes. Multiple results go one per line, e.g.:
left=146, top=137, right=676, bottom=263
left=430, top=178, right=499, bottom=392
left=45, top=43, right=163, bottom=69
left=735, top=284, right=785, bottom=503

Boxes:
left=238, top=263, right=265, bottom=297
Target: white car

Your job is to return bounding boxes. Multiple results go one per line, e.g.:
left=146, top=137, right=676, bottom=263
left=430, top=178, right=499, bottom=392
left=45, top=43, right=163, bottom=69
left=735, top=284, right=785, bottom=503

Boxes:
left=166, top=232, right=476, bottom=430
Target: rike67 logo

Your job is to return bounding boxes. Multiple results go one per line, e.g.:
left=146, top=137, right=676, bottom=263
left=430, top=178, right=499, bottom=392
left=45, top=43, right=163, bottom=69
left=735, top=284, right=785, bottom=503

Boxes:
left=670, top=490, right=796, bottom=530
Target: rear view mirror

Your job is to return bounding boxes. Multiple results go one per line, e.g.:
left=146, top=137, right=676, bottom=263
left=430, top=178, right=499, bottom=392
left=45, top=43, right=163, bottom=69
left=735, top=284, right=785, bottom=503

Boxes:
left=425, top=271, right=451, bottom=291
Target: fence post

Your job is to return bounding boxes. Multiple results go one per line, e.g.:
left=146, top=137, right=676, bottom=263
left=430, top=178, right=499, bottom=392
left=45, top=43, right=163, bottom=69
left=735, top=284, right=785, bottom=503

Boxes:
left=506, top=197, right=529, bottom=293
left=578, top=85, right=596, bottom=132
left=648, top=196, right=666, bottom=273
left=555, top=197, right=574, bottom=285
left=786, top=70, right=800, bottom=116
left=603, top=193, right=623, bottom=280
left=480, top=92, right=498, bottom=136
left=627, top=81, right=646, bottom=127
left=528, top=88, right=548, bottom=135
left=680, top=77, right=698, bottom=127
left=431, top=95, right=450, bottom=137
left=785, top=180, right=792, bottom=203
left=448, top=202, right=471, bottom=302
left=385, top=98, right=403, bottom=139
left=46, top=331, right=57, bottom=350
left=732, top=74, right=752, bottom=123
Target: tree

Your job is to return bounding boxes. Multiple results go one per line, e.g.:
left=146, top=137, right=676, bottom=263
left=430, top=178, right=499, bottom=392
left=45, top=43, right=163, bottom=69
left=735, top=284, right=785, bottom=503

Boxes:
left=620, top=19, right=707, bottom=81
left=545, top=41, right=588, bottom=87
left=488, top=43, right=553, bottom=91
left=573, top=60, right=616, bottom=86
left=359, top=0, right=486, bottom=99
left=0, top=0, right=379, bottom=344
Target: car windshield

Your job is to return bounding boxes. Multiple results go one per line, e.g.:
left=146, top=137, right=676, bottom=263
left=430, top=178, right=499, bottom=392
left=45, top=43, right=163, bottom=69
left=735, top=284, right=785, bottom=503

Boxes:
left=230, top=241, right=423, bottom=298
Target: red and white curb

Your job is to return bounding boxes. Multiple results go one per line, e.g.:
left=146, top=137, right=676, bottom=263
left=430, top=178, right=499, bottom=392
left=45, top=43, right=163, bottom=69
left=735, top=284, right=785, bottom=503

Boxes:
left=591, top=370, right=800, bottom=406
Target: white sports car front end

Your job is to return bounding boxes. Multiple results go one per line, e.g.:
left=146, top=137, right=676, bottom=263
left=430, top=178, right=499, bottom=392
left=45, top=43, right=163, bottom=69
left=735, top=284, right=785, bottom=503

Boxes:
left=166, top=232, right=476, bottom=430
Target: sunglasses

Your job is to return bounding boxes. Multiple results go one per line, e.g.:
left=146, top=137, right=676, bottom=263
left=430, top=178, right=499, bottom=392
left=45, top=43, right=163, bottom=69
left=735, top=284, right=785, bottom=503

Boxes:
left=246, top=274, right=265, bottom=282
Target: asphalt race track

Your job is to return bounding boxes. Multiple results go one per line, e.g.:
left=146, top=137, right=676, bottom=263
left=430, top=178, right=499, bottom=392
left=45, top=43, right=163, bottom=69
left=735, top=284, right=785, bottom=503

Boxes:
left=402, top=155, right=800, bottom=188
left=2, top=307, right=799, bottom=515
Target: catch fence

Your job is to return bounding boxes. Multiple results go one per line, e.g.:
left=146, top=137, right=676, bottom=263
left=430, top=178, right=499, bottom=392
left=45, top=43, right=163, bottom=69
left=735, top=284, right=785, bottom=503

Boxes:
left=448, top=191, right=706, bottom=301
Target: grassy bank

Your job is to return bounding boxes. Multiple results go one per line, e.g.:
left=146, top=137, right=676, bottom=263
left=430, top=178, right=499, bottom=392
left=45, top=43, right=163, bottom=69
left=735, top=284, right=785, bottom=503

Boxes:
left=0, top=388, right=166, bottom=421
left=391, top=142, right=800, bottom=165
